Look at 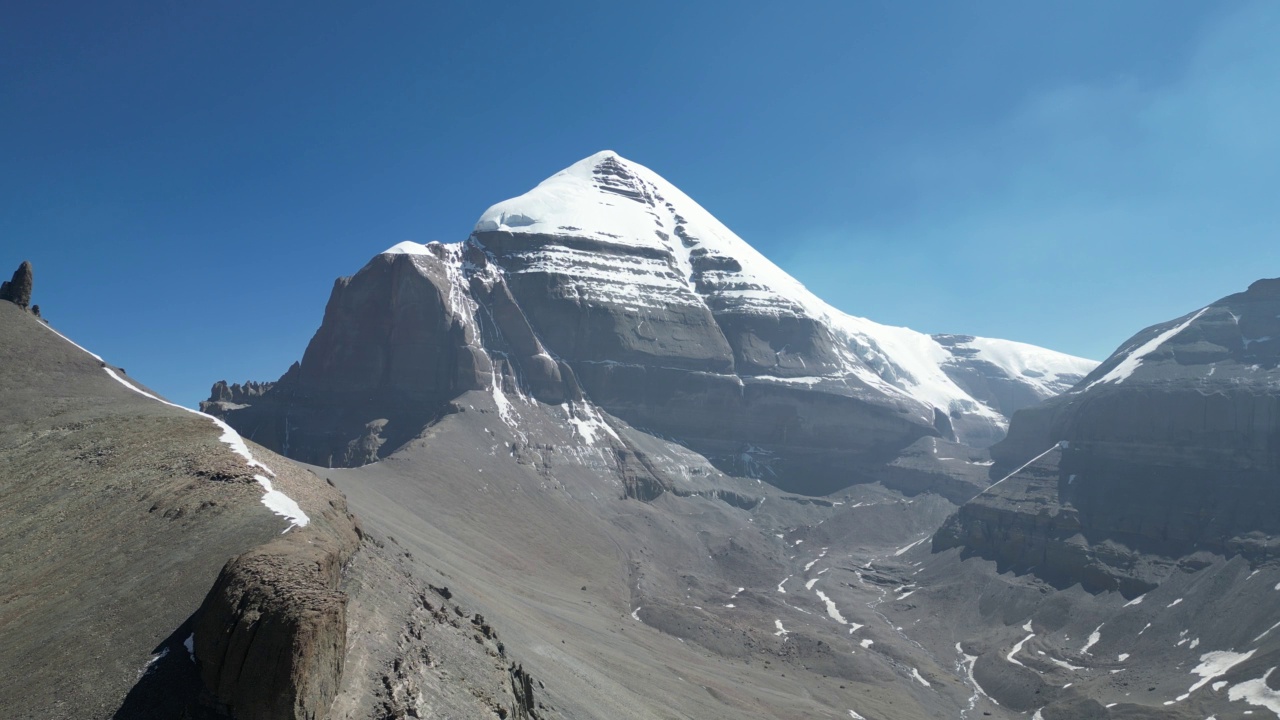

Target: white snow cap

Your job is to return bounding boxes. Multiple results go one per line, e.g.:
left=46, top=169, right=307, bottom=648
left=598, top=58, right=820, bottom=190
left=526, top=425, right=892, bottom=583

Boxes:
left=381, top=240, right=433, bottom=256
left=473, top=151, right=1097, bottom=440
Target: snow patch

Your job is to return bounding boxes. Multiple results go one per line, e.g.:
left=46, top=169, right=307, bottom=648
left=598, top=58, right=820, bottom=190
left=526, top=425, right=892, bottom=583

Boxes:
left=1178, top=649, right=1257, bottom=701
left=894, top=536, right=929, bottom=556
left=1084, top=308, right=1209, bottom=389
left=1081, top=624, right=1104, bottom=655
left=381, top=240, right=432, bottom=256
left=1007, top=633, right=1035, bottom=668
left=911, top=668, right=931, bottom=687
left=1228, top=669, right=1280, bottom=715
left=92, top=366, right=309, bottom=531
left=814, top=590, right=847, bottom=624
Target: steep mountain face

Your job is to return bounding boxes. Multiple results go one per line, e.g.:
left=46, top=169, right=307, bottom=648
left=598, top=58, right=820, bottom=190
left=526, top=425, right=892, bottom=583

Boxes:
left=207, top=151, right=1093, bottom=494
left=0, top=301, right=559, bottom=720
left=936, top=277, right=1280, bottom=594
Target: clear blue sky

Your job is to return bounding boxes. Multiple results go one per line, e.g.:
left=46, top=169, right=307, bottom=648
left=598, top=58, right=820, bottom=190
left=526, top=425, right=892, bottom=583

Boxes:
left=4, top=1, right=1277, bottom=407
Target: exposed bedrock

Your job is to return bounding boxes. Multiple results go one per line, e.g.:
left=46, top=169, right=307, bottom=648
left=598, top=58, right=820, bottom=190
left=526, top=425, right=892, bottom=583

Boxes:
left=475, top=229, right=738, bottom=373
left=939, top=278, right=1280, bottom=593
left=194, top=479, right=360, bottom=720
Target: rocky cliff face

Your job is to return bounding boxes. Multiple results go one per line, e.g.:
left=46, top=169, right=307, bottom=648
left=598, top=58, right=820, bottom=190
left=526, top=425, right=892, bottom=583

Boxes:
left=937, top=278, right=1280, bottom=593
left=0, top=300, right=363, bottom=720
left=206, top=152, right=1094, bottom=494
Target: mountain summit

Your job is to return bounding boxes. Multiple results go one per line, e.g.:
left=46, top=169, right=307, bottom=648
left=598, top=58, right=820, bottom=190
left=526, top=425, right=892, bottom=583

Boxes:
left=206, top=151, right=1094, bottom=492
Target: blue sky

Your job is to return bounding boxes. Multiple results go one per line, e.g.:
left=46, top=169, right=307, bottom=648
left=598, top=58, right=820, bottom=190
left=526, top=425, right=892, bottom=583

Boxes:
left=3, top=1, right=1276, bottom=407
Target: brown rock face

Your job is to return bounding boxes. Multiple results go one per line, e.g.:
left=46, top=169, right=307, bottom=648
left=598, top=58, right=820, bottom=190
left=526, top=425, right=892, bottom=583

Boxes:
left=194, top=472, right=360, bottom=720
left=938, top=279, right=1280, bottom=592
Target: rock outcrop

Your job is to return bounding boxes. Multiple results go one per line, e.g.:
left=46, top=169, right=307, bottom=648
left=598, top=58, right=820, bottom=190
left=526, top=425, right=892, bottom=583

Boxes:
left=936, top=278, right=1280, bottom=592
left=0, top=260, right=33, bottom=309
left=193, top=472, right=360, bottom=720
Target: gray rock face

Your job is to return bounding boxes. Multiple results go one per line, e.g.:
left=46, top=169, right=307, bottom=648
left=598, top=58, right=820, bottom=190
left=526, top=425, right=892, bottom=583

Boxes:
left=206, top=152, right=1094, bottom=493
left=937, top=278, right=1280, bottom=592
left=0, top=260, right=33, bottom=309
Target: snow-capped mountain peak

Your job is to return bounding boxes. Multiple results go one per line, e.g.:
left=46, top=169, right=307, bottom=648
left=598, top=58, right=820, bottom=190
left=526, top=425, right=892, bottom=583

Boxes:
left=473, top=151, right=1096, bottom=445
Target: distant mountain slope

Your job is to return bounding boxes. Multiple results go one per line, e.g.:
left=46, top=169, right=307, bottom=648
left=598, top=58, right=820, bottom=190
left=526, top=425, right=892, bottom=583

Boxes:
left=937, top=276, right=1280, bottom=593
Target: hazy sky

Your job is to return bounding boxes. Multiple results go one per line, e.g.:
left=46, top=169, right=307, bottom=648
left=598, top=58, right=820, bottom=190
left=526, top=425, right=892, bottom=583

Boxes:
left=3, top=1, right=1276, bottom=407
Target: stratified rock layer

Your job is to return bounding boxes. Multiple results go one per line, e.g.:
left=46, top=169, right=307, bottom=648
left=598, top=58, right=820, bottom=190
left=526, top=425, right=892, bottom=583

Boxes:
left=937, top=278, right=1280, bottom=592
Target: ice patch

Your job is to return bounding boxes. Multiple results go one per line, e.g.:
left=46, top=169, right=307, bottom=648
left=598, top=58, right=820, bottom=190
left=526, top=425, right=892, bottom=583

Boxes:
left=183, top=633, right=195, bottom=663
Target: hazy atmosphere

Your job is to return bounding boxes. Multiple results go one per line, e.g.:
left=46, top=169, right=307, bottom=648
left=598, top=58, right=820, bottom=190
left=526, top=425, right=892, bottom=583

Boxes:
left=5, top=1, right=1276, bottom=406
